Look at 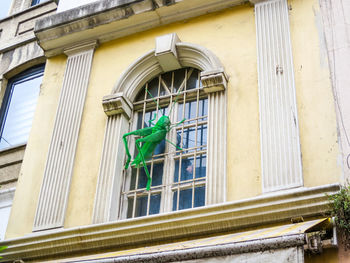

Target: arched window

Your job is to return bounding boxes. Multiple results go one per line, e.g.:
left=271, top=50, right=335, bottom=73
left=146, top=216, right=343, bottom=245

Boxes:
left=93, top=34, right=227, bottom=223
left=0, top=64, right=45, bottom=150
left=121, top=68, right=208, bottom=218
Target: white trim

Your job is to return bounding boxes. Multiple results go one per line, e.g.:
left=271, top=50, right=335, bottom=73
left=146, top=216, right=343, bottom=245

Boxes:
left=33, top=43, right=96, bottom=231
left=0, top=184, right=340, bottom=262
left=93, top=37, right=228, bottom=223
left=0, top=188, right=15, bottom=208
left=255, top=0, right=303, bottom=193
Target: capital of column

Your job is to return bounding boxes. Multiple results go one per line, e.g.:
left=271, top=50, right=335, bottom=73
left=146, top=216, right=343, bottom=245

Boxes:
left=102, top=93, right=133, bottom=119
left=63, top=40, right=99, bottom=56
left=200, top=69, right=228, bottom=93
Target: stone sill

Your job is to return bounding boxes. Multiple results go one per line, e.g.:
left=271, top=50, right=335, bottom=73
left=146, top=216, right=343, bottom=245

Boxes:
left=0, top=183, right=340, bottom=262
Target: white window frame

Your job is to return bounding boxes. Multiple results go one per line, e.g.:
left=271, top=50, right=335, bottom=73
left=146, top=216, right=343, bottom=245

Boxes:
left=93, top=33, right=228, bottom=224
left=0, top=188, right=15, bottom=240
left=119, top=68, right=208, bottom=219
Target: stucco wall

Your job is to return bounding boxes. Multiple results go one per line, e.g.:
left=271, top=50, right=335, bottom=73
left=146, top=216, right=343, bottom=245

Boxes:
left=6, top=0, right=341, bottom=238
left=290, top=0, right=341, bottom=187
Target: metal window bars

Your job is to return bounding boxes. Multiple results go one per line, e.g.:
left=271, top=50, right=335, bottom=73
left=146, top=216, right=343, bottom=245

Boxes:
left=121, top=68, right=208, bottom=219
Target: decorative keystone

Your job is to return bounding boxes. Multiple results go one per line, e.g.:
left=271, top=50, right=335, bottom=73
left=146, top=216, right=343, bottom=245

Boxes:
left=155, top=33, right=182, bottom=72
left=102, top=93, right=132, bottom=119
left=200, top=69, right=228, bottom=93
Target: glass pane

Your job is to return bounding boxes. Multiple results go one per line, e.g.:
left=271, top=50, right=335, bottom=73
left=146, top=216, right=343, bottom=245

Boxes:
left=31, top=0, right=47, bottom=6
left=126, top=197, right=134, bottom=219
left=135, top=196, right=148, bottom=217
left=130, top=168, right=137, bottom=190
left=149, top=194, right=161, bottom=215
left=197, top=124, right=207, bottom=146
left=159, top=85, right=167, bottom=97
left=173, top=68, right=186, bottom=92
left=153, top=139, right=165, bottom=157
left=0, top=72, right=43, bottom=149
left=174, top=157, right=195, bottom=183
left=179, top=188, right=192, bottom=210
left=146, top=78, right=159, bottom=99
left=186, top=69, right=199, bottom=90
left=151, top=162, right=163, bottom=186
left=195, top=155, right=206, bottom=179
left=198, top=98, right=208, bottom=117
left=177, top=103, right=184, bottom=122
left=182, top=126, right=196, bottom=149
left=172, top=191, right=178, bottom=211
left=138, top=165, right=151, bottom=189
left=194, top=186, right=205, bottom=207
left=181, top=156, right=194, bottom=181
left=0, top=206, right=11, bottom=240
left=135, top=87, right=145, bottom=101
left=0, top=0, right=12, bottom=19
left=185, top=101, right=197, bottom=122
left=174, top=159, right=179, bottom=183
left=161, top=71, right=172, bottom=92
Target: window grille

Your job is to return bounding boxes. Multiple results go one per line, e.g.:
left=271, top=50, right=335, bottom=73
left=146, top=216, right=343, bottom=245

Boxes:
left=121, top=68, right=208, bottom=218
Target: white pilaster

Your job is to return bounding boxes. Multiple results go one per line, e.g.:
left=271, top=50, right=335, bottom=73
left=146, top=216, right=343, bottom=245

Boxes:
left=255, top=0, right=303, bottom=192
left=33, top=41, right=97, bottom=231
left=92, top=97, right=130, bottom=223
left=201, top=70, right=227, bottom=205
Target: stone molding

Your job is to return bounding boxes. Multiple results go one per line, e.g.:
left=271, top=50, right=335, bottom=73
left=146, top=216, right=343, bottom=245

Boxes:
left=254, top=0, right=303, bottom=192
left=33, top=42, right=97, bottom=232
left=155, top=33, right=182, bottom=72
left=102, top=93, right=133, bottom=118
left=0, top=184, right=340, bottom=262
left=34, top=0, right=247, bottom=57
left=111, top=41, right=226, bottom=101
left=201, top=69, right=228, bottom=93
left=93, top=37, right=228, bottom=223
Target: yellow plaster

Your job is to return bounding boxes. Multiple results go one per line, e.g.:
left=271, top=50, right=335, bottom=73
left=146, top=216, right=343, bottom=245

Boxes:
left=6, top=0, right=342, bottom=236
left=63, top=4, right=262, bottom=228
left=289, top=0, right=342, bottom=187
left=5, top=55, right=66, bottom=239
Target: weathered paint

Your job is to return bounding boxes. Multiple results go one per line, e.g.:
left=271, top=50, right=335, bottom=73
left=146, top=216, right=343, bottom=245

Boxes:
left=289, top=0, right=342, bottom=187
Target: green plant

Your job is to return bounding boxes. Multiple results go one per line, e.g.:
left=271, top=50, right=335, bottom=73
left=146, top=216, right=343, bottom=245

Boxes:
left=0, top=246, right=7, bottom=259
left=328, top=184, right=350, bottom=250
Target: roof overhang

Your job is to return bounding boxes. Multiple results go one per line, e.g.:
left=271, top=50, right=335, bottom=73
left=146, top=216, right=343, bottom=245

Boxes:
left=61, top=218, right=330, bottom=262
left=34, top=0, right=249, bottom=57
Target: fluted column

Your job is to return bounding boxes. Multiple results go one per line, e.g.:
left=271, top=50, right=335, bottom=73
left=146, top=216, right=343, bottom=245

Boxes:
left=33, top=41, right=97, bottom=231
left=201, top=69, right=227, bottom=204
left=254, top=0, right=303, bottom=192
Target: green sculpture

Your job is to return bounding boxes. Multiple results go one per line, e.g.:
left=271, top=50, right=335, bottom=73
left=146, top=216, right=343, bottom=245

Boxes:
left=123, top=89, right=184, bottom=190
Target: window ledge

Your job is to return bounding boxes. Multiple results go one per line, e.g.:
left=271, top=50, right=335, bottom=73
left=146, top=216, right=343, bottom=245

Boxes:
left=0, top=183, right=340, bottom=262
left=0, top=143, right=26, bottom=154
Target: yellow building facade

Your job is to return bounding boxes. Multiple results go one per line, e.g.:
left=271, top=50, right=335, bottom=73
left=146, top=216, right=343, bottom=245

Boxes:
left=0, top=0, right=348, bottom=262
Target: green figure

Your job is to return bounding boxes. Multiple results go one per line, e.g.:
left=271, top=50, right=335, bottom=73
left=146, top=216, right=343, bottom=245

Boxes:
left=123, top=89, right=184, bottom=191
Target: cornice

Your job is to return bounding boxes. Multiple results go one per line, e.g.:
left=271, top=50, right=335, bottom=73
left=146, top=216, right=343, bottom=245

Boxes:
left=0, top=184, right=340, bottom=262
left=34, top=0, right=248, bottom=57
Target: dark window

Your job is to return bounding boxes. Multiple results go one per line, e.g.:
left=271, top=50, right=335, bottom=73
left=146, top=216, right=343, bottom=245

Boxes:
left=0, top=64, right=45, bottom=150
left=31, top=0, right=44, bottom=6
